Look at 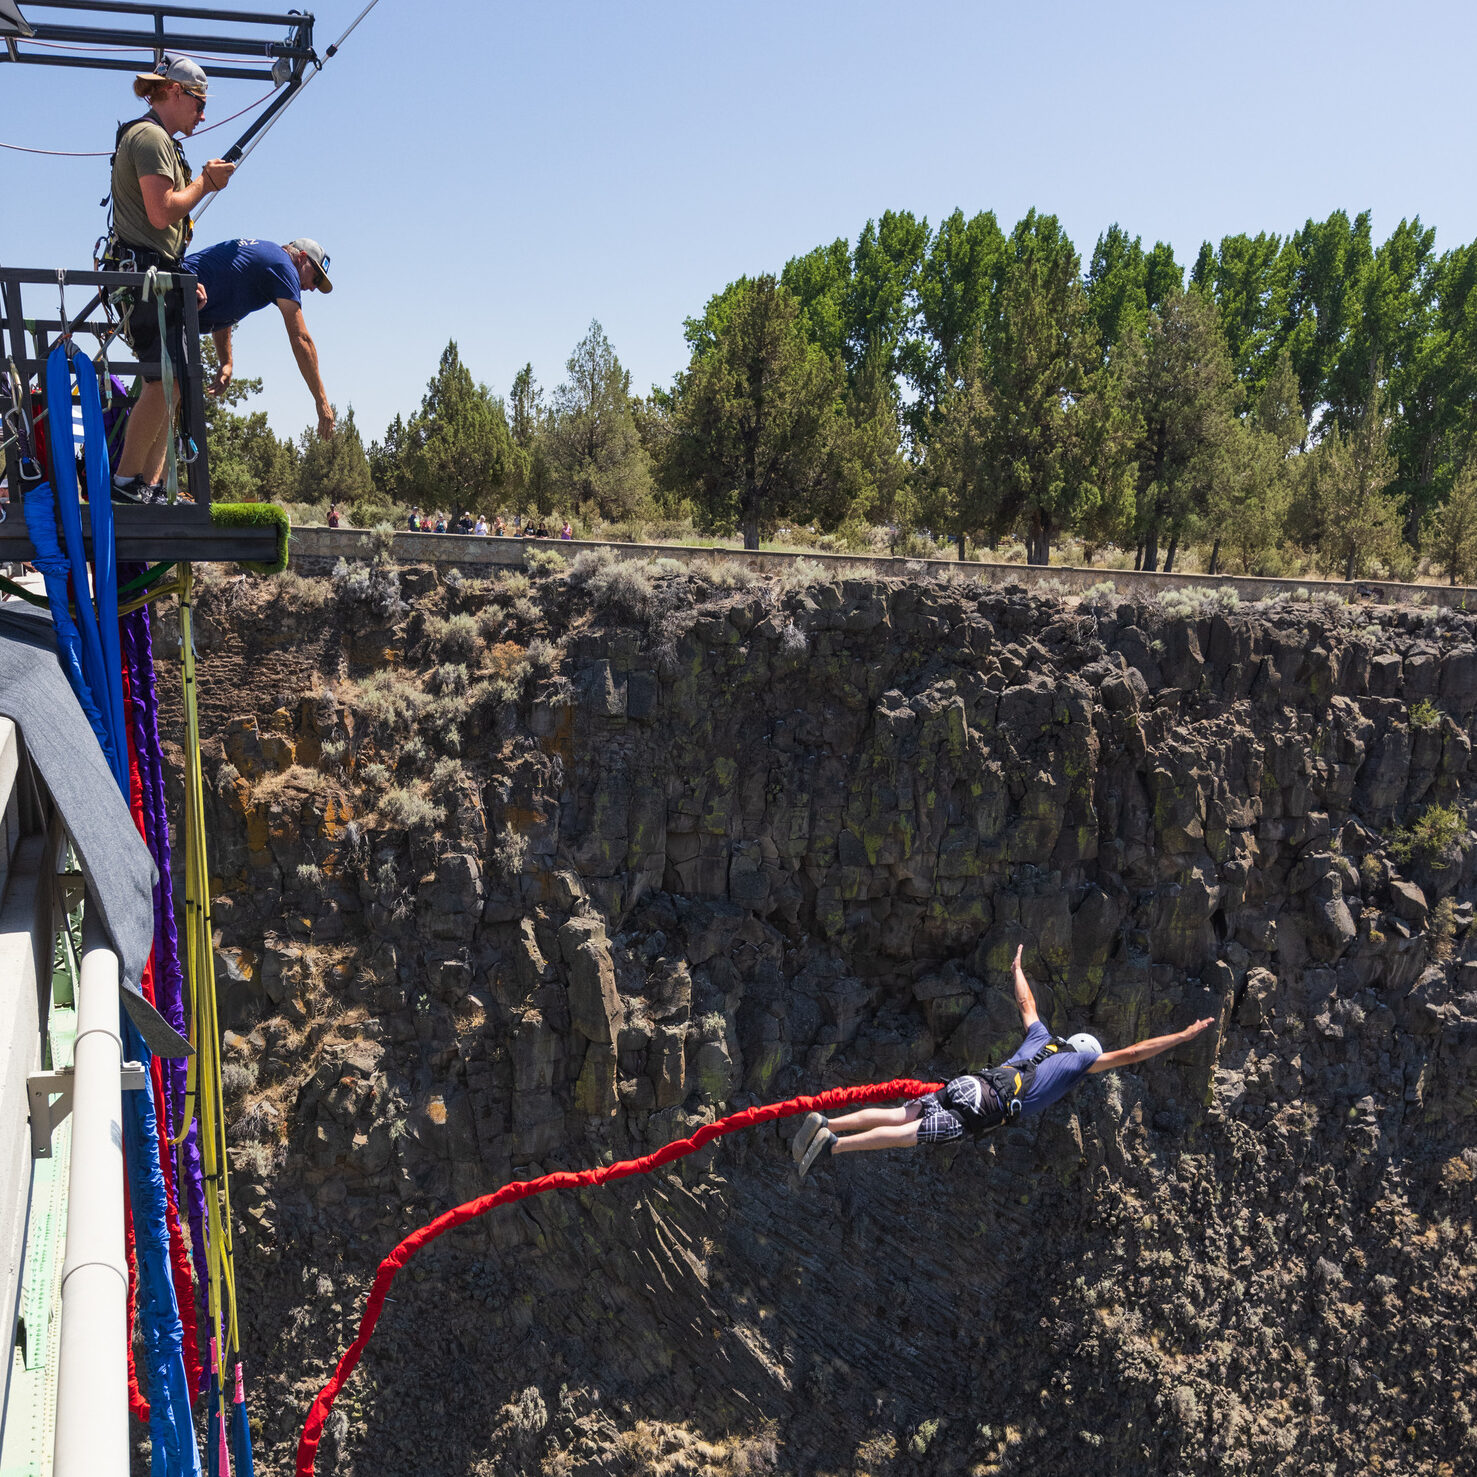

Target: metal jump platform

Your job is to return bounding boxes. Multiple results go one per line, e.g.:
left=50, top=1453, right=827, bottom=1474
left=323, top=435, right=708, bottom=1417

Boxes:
left=1, top=265, right=282, bottom=566
left=0, top=1, right=320, bottom=570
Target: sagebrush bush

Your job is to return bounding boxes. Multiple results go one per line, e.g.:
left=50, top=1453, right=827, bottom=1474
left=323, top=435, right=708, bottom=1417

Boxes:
left=526, top=548, right=567, bottom=576
left=497, top=572, right=531, bottom=599
left=273, top=570, right=330, bottom=610
left=377, top=786, right=445, bottom=830
left=569, top=547, right=616, bottom=584
left=351, top=671, right=426, bottom=729
left=429, top=662, right=469, bottom=696
left=427, top=612, right=478, bottom=662
left=332, top=557, right=401, bottom=616
left=691, top=556, right=760, bottom=590
left=590, top=560, right=655, bottom=622
left=475, top=603, right=507, bottom=642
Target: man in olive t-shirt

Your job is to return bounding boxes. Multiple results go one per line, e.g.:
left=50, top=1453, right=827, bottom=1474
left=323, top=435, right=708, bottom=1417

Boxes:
left=111, top=118, right=190, bottom=263
left=107, top=55, right=234, bottom=501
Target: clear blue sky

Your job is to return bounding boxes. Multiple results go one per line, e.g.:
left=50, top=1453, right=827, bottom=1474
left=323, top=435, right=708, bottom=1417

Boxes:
left=3, top=0, right=1474, bottom=444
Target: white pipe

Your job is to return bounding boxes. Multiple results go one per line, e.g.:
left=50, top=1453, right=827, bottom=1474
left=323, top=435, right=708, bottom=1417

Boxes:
left=52, top=912, right=127, bottom=1477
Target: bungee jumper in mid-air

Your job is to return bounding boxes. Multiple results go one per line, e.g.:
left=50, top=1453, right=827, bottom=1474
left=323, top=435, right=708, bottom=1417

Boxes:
left=791, top=945, right=1215, bottom=1175
left=295, top=937, right=1215, bottom=1472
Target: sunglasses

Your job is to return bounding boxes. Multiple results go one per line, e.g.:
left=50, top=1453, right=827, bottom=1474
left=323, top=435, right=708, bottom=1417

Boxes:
left=181, top=88, right=206, bottom=112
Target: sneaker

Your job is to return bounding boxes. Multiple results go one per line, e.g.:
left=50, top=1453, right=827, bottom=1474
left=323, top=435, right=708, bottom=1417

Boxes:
left=791, top=1112, right=827, bottom=1164
left=111, top=475, right=160, bottom=506
left=797, top=1128, right=837, bottom=1178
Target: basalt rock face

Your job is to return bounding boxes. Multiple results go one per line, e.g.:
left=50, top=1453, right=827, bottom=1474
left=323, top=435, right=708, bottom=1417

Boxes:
left=172, top=566, right=1477, bottom=1477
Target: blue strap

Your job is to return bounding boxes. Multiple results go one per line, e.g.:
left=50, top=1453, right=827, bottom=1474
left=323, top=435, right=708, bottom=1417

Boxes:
left=44, top=342, right=125, bottom=792
left=73, top=354, right=128, bottom=787
left=41, top=340, right=202, bottom=1477
left=20, top=478, right=112, bottom=754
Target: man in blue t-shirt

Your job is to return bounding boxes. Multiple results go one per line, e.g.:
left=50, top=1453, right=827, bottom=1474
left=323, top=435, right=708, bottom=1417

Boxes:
left=183, top=236, right=336, bottom=441
left=792, top=945, right=1215, bottom=1175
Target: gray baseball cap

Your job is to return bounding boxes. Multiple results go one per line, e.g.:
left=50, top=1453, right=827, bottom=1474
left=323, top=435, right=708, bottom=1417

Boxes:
left=286, top=238, right=333, bottom=293
left=134, top=54, right=209, bottom=98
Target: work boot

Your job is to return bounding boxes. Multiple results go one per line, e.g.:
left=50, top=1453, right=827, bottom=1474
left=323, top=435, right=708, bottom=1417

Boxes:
left=791, top=1112, right=827, bottom=1163
left=111, top=474, right=160, bottom=506
left=797, top=1128, right=837, bottom=1178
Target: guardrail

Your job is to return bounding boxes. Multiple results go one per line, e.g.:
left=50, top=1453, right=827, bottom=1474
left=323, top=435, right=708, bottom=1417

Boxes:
left=286, top=526, right=1477, bottom=610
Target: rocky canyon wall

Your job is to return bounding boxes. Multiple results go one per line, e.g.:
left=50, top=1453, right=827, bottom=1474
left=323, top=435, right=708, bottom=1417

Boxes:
left=164, top=557, right=1476, bottom=1476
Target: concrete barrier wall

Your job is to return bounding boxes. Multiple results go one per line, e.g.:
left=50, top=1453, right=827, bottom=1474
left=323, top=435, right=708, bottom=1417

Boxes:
left=0, top=721, right=53, bottom=1427
left=288, top=526, right=1477, bottom=610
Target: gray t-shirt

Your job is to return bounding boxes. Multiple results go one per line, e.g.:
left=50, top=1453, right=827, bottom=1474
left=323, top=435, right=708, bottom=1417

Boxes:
left=111, top=115, right=189, bottom=260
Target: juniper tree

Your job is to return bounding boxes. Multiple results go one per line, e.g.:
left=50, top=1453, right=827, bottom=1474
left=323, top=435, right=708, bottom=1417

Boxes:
left=1307, top=380, right=1402, bottom=581
left=1426, top=461, right=1477, bottom=586
left=546, top=321, right=652, bottom=522
left=665, top=276, right=858, bottom=550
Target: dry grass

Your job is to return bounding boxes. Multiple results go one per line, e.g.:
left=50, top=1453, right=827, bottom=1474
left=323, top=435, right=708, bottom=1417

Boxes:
left=251, top=765, right=326, bottom=804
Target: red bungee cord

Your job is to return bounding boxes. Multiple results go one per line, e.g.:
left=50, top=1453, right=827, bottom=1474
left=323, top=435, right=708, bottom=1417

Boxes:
left=296, top=1076, right=942, bottom=1474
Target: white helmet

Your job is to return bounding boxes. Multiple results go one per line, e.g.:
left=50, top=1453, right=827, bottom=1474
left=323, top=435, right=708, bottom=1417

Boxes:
left=1067, top=1032, right=1103, bottom=1058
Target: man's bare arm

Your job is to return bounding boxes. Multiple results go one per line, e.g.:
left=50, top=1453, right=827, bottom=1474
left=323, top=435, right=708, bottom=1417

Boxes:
left=139, top=161, right=233, bottom=231
left=1089, top=1017, right=1215, bottom=1074
left=278, top=300, right=333, bottom=439
left=1012, top=944, right=1039, bottom=1028
left=208, top=327, right=232, bottom=397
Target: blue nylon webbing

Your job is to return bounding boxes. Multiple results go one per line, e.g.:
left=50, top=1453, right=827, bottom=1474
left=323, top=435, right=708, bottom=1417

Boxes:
left=39, top=340, right=201, bottom=1476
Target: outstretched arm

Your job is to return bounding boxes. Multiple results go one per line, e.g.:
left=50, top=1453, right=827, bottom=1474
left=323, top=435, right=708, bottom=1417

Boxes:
left=1012, top=944, right=1039, bottom=1028
left=1089, top=1017, right=1215, bottom=1074
left=279, top=299, right=334, bottom=439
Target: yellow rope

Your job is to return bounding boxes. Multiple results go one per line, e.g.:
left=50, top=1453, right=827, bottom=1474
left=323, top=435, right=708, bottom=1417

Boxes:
left=176, top=561, right=242, bottom=1383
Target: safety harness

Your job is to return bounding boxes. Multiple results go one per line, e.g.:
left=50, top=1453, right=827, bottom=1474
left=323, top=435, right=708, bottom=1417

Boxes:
left=932, top=1037, right=1078, bottom=1139
left=101, top=111, right=194, bottom=263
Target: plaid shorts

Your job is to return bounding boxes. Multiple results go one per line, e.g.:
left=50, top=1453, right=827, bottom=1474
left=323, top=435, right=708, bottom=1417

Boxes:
left=912, top=1075, right=985, bottom=1145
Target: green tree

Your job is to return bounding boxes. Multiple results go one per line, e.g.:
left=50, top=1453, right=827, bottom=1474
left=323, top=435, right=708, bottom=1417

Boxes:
left=298, top=405, right=375, bottom=519
left=393, top=341, right=514, bottom=514
left=200, top=342, right=299, bottom=503
left=847, top=210, right=929, bottom=378
left=546, top=320, right=652, bottom=522
left=506, top=362, right=551, bottom=512
left=780, top=238, right=853, bottom=361
left=1086, top=226, right=1182, bottom=368
left=1125, top=289, right=1238, bottom=571
left=1424, top=461, right=1477, bottom=585
left=665, top=275, right=858, bottom=549
left=1202, top=231, right=1294, bottom=393
left=912, top=208, right=1007, bottom=422
left=1281, top=210, right=1374, bottom=428
left=367, top=412, right=413, bottom=506
left=1205, top=353, right=1306, bottom=576
left=975, top=211, right=1105, bottom=563
left=1305, top=380, right=1401, bottom=580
